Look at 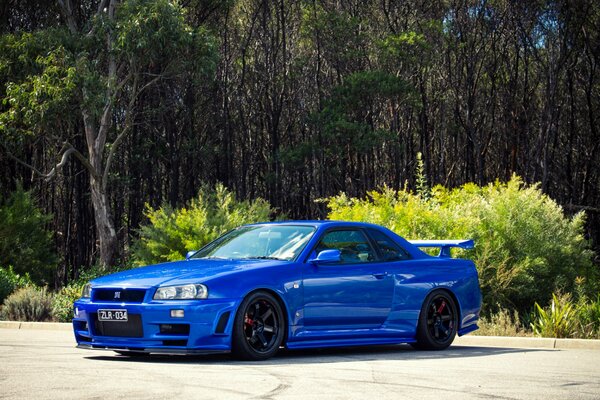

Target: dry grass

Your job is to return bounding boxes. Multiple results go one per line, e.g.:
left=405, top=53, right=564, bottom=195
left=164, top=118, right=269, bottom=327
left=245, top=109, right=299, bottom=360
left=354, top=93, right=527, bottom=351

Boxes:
left=473, top=309, right=531, bottom=337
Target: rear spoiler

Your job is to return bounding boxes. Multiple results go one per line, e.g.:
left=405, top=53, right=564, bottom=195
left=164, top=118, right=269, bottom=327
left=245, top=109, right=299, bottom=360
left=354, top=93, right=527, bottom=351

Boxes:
left=409, top=239, right=474, bottom=258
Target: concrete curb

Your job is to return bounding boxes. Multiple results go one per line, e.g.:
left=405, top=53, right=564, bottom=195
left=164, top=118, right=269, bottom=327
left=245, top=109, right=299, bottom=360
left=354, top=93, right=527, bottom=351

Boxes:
left=455, top=335, right=600, bottom=350
left=1, top=321, right=599, bottom=350
left=0, top=321, right=72, bottom=331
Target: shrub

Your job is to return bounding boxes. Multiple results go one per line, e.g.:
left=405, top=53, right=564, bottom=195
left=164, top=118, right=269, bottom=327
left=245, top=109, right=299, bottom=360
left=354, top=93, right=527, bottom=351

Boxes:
left=531, top=293, right=579, bottom=338
left=0, top=185, right=58, bottom=285
left=474, top=308, right=529, bottom=337
left=576, top=296, right=600, bottom=339
left=132, top=183, right=273, bottom=265
left=52, top=283, right=84, bottom=322
left=325, top=175, right=595, bottom=315
left=0, top=266, right=33, bottom=304
left=2, top=286, right=53, bottom=321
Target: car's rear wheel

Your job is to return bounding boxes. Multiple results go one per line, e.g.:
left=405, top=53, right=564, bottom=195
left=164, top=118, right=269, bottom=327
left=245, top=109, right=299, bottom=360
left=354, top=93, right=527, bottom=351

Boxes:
left=232, top=291, right=285, bottom=361
left=414, top=290, right=458, bottom=350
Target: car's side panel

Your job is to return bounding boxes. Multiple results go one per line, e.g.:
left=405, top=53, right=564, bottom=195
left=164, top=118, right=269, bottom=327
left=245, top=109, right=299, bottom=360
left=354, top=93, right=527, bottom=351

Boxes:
left=301, top=261, right=394, bottom=329
left=383, top=258, right=481, bottom=332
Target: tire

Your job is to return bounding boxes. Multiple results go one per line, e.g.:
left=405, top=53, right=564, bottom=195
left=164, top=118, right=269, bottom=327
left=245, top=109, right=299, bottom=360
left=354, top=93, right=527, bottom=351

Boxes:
left=414, top=290, right=458, bottom=350
left=231, top=291, right=285, bottom=361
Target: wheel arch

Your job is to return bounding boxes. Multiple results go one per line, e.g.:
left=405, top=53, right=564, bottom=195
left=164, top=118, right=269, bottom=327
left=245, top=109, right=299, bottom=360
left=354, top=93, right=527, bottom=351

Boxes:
left=235, top=287, right=290, bottom=343
left=423, top=287, right=462, bottom=325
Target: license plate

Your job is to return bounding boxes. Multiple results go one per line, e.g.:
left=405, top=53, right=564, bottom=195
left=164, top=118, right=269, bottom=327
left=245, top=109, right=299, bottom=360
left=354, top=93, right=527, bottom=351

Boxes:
left=98, top=309, right=128, bottom=322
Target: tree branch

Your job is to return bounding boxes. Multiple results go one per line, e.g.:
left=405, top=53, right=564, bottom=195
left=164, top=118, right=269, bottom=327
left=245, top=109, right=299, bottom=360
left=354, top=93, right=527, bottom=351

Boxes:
left=101, top=71, right=165, bottom=191
left=1, top=141, right=99, bottom=181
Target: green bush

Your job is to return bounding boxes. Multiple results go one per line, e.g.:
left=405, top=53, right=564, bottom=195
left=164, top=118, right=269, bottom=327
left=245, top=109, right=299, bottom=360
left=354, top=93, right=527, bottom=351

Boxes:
left=325, top=175, right=596, bottom=315
left=2, top=286, right=53, bottom=321
left=52, top=283, right=84, bottom=322
left=132, top=183, right=273, bottom=265
left=530, top=293, right=578, bottom=338
left=576, top=296, right=600, bottom=339
left=0, top=185, right=58, bottom=285
left=0, top=266, right=33, bottom=304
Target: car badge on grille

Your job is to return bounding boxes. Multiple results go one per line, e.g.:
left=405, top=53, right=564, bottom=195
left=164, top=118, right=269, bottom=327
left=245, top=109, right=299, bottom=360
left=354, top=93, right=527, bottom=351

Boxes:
left=114, top=291, right=121, bottom=299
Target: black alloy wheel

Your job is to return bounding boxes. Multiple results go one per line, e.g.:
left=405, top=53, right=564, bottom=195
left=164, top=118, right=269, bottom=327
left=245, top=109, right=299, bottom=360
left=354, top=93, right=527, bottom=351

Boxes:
left=414, top=290, right=458, bottom=350
left=232, top=291, right=285, bottom=360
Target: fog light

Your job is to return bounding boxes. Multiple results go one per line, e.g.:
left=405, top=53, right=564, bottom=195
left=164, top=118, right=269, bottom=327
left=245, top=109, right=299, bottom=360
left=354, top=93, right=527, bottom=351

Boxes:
left=74, top=307, right=79, bottom=317
left=170, top=309, right=184, bottom=318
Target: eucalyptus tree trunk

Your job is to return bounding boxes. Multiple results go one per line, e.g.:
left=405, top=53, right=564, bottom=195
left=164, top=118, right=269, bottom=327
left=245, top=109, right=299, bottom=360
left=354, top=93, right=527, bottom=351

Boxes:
left=60, top=0, right=120, bottom=268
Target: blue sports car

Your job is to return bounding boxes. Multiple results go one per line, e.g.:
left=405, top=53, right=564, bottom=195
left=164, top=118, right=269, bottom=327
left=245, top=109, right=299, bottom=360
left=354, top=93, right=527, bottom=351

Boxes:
left=73, top=221, right=481, bottom=360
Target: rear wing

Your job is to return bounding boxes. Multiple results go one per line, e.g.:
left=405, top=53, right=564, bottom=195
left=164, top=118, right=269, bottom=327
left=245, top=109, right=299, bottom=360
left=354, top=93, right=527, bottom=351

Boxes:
left=409, top=239, right=474, bottom=258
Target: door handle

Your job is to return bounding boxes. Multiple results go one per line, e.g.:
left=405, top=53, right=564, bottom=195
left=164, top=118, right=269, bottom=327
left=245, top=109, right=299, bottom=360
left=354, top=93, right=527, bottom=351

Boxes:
left=372, top=272, right=388, bottom=279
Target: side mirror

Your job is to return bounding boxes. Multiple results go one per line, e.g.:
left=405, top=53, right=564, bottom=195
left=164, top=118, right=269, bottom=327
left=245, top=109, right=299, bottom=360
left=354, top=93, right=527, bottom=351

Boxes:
left=308, top=249, right=341, bottom=264
left=185, top=250, right=197, bottom=260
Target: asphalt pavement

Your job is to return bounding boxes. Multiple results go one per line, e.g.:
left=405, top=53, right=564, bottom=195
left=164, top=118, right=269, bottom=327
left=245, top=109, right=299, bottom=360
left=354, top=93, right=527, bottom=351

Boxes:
left=1, top=327, right=599, bottom=400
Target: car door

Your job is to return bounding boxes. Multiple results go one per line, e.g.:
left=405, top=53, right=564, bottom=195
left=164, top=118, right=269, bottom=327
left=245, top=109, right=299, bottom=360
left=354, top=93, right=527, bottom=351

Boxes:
left=301, top=228, right=394, bottom=330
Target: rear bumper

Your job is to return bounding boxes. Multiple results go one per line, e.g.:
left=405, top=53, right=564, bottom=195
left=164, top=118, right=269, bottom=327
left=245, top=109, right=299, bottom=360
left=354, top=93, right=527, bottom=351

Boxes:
left=73, top=298, right=239, bottom=353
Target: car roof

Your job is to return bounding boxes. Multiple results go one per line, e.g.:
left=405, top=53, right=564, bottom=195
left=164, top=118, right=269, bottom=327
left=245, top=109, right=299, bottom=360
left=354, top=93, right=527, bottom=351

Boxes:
left=247, top=220, right=384, bottom=229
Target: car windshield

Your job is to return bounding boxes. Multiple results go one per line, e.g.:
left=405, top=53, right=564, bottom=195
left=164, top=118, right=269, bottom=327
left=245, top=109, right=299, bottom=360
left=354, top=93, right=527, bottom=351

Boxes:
left=192, top=225, right=316, bottom=261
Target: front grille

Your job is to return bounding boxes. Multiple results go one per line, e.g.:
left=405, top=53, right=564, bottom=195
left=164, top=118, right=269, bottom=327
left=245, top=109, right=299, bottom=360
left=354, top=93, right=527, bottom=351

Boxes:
left=93, top=314, right=143, bottom=337
left=93, top=288, right=146, bottom=303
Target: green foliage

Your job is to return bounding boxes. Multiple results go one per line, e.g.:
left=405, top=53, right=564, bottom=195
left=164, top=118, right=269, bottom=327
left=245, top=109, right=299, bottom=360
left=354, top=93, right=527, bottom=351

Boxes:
left=325, top=175, right=595, bottom=315
left=115, top=0, right=217, bottom=79
left=576, top=296, right=600, bottom=339
left=0, top=266, right=33, bottom=304
left=300, top=3, right=365, bottom=69
left=1, top=286, right=53, bottom=322
left=51, top=283, right=84, bottom=322
left=0, top=186, right=58, bottom=285
left=132, top=184, right=273, bottom=265
left=0, top=29, right=78, bottom=139
left=313, top=70, right=415, bottom=158
left=415, top=152, right=429, bottom=200
left=531, top=293, right=578, bottom=338
left=1, top=0, right=217, bottom=139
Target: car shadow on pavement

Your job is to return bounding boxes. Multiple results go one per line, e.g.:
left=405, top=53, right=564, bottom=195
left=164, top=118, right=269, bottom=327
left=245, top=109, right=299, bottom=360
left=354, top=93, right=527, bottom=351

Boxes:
left=83, top=344, right=553, bottom=365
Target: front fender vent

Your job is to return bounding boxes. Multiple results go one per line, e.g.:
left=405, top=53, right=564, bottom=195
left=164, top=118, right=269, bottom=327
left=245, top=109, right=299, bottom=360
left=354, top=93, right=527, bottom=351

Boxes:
left=215, top=311, right=231, bottom=334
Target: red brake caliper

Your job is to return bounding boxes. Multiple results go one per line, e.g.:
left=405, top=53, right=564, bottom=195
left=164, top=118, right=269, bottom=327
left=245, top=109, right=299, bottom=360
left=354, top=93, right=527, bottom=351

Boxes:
left=437, top=300, right=446, bottom=314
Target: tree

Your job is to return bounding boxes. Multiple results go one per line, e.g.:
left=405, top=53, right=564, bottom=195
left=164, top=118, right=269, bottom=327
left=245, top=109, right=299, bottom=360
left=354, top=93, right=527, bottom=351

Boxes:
left=0, top=185, right=58, bottom=284
left=0, top=0, right=216, bottom=268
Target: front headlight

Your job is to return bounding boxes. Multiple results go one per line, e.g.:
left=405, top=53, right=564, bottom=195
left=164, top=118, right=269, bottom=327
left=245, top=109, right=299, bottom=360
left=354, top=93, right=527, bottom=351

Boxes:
left=81, top=283, right=92, bottom=298
left=153, top=284, right=208, bottom=300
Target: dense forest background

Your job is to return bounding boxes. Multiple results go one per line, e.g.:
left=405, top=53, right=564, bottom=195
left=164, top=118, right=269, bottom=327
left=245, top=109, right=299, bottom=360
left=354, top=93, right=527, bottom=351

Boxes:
left=0, top=0, right=598, bottom=286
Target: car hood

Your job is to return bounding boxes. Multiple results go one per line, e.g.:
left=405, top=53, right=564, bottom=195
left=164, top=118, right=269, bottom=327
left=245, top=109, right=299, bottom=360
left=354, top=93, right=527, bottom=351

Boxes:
left=90, top=259, right=282, bottom=288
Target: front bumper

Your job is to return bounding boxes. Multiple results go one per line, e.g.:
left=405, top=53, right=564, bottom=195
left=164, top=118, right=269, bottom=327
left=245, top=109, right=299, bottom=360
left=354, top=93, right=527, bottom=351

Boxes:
left=73, top=298, right=238, bottom=353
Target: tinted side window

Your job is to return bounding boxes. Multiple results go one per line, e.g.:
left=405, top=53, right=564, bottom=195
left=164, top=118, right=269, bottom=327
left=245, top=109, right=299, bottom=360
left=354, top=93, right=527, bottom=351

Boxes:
left=316, top=230, right=376, bottom=264
left=367, top=229, right=410, bottom=261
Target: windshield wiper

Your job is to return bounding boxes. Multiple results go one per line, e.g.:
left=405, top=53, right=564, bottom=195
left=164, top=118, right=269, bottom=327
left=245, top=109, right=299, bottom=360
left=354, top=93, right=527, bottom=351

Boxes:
left=198, top=256, right=230, bottom=260
left=241, top=256, right=284, bottom=261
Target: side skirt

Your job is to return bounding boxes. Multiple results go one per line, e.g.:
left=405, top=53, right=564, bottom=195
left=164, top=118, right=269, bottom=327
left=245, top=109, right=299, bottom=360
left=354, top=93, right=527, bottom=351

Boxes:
left=286, top=336, right=416, bottom=350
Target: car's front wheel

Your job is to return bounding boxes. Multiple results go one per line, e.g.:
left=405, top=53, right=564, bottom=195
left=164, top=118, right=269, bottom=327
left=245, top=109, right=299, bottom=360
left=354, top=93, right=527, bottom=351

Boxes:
left=414, top=290, right=458, bottom=350
left=232, top=291, right=285, bottom=361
